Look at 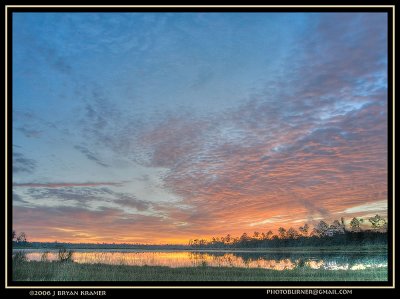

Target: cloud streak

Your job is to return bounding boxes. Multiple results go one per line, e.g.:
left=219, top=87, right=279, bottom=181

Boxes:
left=13, top=182, right=122, bottom=188
left=13, top=152, right=36, bottom=174
left=74, top=145, right=109, bottom=167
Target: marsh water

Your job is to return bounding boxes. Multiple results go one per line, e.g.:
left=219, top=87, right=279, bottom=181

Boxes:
left=13, top=249, right=387, bottom=271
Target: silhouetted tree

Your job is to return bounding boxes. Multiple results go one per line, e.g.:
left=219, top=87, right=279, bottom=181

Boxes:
left=368, top=215, right=386, bottom=230
left=240, top=233, right=249, bottom=242
left=329, top=220, right=345, bottom=235
left=287, top=227, right=299, bottom=239
left=350, top=217, right=363, bottom=232
left=199, top=239, right=207, bottom=247
left=278, top=227, right=287, bottom=239
left=16, top=232, right=27, bottom=243
left=313, top=221, right=329, bottom=237
left=298, top=224, right=309, bottom=237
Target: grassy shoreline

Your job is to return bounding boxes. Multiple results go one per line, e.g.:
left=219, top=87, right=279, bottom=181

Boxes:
left=13, top=261, right=388, bottom=281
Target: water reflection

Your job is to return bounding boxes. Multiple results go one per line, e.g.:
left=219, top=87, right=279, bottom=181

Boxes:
left=15, top=250, right=387, bottom=271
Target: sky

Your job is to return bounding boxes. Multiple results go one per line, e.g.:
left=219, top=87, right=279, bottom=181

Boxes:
left=12, top=12, right=388, bottom=244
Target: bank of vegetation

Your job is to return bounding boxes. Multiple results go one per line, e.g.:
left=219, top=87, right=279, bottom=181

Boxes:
left=12, top=215, right=387, bottom=250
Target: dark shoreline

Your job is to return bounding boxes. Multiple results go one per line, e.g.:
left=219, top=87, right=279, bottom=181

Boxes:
left=13, top=244, right=388, bottom=252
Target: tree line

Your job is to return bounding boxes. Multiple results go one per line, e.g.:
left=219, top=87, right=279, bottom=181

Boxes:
left=12, top=230, right=28, bottom=244
left=11, top=215, right=387, bottom=249
left=188, top=215, right=387, bottom=248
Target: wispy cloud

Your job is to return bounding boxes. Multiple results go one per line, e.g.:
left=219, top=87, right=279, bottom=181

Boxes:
left=13, top=182, right=122, bottom=188
left=13, top=185, right=153, bottom=215
left=74, top=145, right=109, bottom=167
left=16, top=126, right=42, bottom=138
left=249, top=215, right=289, bottom=227
left=13, top=152, right=36, bottom=174
left=342, top=200, right=387, bottom=214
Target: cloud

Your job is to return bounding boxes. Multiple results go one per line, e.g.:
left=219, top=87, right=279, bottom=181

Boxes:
left=291, top=13, right=387, bottom=99
left=13, top=17, right=73, bottom=76
left=13, top=182, right=122, bottom=188
left=124, top=14, right=388, bottom=237
left=115, top=193, right=150, bottom=211
left=11, top=13, right=388, bottom=243
left=13, top=152, right=36, bottom=174
left=16, top=127, right=42, bottom=138
left=13, top=184, right=152, bottom=215
left=297, top=199, right=330, bottom=220
left=76, top=87, right=139, bottom=157
left=74, top=145, right=109, bottom=167
left=137, top=114, right=212, bottom=168
left=342, top=200, right=387, bottom=214
left=249, top=215, right=289, bottom=227
left=12, top=205, right=191, bottom=244
left=123, top=96, right=386, bottom=236
left=12, top=192, right=29, bottom=204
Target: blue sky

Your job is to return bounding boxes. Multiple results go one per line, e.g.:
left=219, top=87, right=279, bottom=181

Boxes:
left=12, top=12, right=388, bottom=243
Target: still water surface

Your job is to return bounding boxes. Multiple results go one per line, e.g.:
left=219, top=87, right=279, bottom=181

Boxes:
left=14, top=250, right=387, bottom=271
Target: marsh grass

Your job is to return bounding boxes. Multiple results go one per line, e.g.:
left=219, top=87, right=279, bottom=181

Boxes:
left=13, top=251, right=27, bottom=263
left=40, top=251, right=49, bottom=262
left=12, top=260, right=387, bottom=281
left=57, top=248, right=74, bottom=263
